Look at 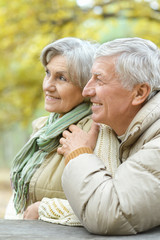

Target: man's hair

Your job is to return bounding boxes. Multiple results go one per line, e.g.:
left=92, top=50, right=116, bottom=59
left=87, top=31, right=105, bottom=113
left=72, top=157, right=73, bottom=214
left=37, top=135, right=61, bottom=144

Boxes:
left=95, top=37, right=160, bottom=99
left=41, top=37, right=99, bottom=89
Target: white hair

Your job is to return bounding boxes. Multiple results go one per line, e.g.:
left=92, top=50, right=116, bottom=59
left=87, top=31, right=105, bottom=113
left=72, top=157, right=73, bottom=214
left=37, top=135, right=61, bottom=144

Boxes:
left=95, top=37, right=160, bottom=99
left=41, top=37, right=99, bottom=89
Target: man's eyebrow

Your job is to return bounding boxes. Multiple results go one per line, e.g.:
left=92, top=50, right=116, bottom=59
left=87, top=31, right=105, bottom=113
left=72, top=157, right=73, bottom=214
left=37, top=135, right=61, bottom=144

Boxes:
left=92, top=72, right=102, bottom=76
left=92, top=72, right=105, bottom=78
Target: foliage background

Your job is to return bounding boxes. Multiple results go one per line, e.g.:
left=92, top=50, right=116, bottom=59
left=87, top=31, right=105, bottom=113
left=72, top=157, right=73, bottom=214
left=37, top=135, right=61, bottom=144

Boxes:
left=1, top=0, right=160, bottom=167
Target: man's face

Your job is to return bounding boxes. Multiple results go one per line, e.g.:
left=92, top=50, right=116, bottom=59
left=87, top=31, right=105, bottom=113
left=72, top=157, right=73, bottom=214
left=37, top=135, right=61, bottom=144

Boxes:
left=83, top=56, right=136, bottom=135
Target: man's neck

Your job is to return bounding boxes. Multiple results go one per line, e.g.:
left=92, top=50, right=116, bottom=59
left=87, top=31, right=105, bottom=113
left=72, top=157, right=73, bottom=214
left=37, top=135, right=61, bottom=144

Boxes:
left=115, top=106, right=142, bottom=136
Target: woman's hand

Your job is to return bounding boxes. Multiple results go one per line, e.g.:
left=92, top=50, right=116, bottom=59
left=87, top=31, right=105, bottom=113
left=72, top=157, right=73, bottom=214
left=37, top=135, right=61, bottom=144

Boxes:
left=23, top=201, right=41, bottom=220
left=57, top=122, right=99, bottom=159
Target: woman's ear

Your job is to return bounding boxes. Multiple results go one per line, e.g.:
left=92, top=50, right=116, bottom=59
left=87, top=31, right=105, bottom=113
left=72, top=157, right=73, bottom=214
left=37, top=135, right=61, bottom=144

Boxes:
left=132, top=83, right=151, bottom=106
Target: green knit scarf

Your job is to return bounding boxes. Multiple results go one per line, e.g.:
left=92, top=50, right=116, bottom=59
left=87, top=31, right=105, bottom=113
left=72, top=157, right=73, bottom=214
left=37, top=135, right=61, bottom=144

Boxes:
left=11, top=102, right=92, bottom=213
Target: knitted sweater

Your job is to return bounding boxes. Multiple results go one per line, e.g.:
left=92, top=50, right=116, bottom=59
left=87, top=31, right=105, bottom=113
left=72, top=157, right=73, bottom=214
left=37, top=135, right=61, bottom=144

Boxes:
left=38, top=124, right=120, bottom=225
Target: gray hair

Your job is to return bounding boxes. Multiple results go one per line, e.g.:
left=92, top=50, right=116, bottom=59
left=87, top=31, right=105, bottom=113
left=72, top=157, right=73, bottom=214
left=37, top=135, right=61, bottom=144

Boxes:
left=95, top=37, right=160, bottom=99
left=41, top=37, right=99, bottom=89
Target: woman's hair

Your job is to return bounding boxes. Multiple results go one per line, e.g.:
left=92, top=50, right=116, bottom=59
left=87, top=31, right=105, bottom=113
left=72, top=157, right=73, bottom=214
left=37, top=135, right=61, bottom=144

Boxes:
left=41, top=37, right=99, bottom=89
left=95, top=37, right=160, bottom=97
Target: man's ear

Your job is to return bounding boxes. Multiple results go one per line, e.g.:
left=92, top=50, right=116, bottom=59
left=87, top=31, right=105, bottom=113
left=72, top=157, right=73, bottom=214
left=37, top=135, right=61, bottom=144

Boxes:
left=132, top=83, right=151, bottom=106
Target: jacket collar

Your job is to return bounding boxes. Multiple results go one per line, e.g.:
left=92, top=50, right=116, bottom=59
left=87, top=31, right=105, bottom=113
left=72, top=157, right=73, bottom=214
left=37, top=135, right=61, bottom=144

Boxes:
left=120, top=91, right=160, bottom=147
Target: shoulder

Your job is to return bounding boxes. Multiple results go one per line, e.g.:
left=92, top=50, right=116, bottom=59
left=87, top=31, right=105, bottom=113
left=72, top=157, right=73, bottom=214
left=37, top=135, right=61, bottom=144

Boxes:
left=32, top=116, right=49, bottom=134
left=76, top=115, right=92, bottom=132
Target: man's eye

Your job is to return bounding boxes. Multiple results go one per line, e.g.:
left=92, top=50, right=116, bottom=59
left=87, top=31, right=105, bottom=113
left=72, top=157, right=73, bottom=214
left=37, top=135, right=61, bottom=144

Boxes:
left=96, top=78, right=105, bottom=85
left=96, top=78, right=102, bottom=82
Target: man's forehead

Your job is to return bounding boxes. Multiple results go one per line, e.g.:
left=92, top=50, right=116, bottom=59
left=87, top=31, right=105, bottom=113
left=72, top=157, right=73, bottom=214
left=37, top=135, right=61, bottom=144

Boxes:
left=91, top=58, right=112, bottom=75
left=94, top=55, right=117, bottom=64
left=91, top=59, right=105, bottom=71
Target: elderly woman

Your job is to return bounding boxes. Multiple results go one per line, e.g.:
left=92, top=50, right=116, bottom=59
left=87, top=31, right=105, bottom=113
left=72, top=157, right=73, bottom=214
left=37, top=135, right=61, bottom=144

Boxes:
left=5, top=37, right=99, bottom=219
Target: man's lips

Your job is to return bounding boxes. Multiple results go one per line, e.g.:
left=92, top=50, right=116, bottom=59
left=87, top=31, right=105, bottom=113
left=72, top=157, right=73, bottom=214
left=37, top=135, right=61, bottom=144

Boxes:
left=91, top=100, right=102, bottom=106
left=92, top=102, right=101, bottom=106
left=91, top=102, right=102, bottom=112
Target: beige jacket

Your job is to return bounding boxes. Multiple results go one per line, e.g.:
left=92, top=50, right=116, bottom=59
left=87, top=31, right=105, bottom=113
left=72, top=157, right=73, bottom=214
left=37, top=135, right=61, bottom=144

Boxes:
left=27, top=115, right=93, bottom=206
left=62, top=92, right=160, bottom=235
left=5, top=115, right=93, bottom=219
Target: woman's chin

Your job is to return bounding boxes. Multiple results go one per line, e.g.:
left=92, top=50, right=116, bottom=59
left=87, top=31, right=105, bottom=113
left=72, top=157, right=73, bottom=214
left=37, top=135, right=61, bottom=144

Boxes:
left=45, top=106, right=56, bottom=113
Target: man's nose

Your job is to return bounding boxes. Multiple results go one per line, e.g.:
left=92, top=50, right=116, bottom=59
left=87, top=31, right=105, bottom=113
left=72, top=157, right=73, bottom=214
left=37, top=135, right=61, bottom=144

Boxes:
left=82, top=78, right=95, bottom=97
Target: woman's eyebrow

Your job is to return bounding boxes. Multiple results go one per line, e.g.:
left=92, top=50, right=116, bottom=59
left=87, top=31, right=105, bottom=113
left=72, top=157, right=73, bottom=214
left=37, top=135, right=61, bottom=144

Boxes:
left=56, top=71, right=68, bottom=74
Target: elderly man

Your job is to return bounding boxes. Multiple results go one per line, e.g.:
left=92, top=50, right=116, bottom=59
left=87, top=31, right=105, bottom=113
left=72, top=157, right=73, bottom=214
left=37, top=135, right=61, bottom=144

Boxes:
left=57, top=37, right=160, bottom=235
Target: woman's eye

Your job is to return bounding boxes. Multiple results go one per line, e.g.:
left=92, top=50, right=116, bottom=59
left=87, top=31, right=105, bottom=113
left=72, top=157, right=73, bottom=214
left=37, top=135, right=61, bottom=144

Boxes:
left=59, top=76, right=67, bottom=81
left=45, top=69, right=50, bottom=76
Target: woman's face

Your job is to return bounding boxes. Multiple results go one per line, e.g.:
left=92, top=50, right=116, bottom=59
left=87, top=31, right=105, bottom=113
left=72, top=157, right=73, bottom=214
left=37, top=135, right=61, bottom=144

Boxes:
left=43, top=55, right=84, bottom=114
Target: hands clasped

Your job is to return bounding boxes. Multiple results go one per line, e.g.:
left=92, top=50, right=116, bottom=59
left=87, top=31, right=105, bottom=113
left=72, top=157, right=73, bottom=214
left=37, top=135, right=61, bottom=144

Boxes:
left=23, top=201, right=41, bottom=219
left=57, top=122, right=99, bottom=161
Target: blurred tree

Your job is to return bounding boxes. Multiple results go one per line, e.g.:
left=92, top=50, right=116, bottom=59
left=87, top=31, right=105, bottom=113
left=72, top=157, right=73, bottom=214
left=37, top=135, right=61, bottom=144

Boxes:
left=0, top=0, right=160, bottom=129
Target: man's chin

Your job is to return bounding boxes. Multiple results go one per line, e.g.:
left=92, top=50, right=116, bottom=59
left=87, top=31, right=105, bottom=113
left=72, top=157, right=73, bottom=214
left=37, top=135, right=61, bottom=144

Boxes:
left=91, top=113, right=100, bottom=123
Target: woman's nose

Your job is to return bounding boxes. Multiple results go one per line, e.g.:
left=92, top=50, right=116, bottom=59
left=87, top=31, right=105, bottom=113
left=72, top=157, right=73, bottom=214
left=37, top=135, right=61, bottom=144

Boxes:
left=43, top=77, right=56, bottom=92
left=82, top=78, right=95, bottom=97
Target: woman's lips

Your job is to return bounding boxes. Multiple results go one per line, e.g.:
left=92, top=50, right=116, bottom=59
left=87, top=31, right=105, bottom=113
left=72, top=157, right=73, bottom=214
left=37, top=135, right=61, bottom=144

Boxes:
left=45, top=95, right=60, bottom=101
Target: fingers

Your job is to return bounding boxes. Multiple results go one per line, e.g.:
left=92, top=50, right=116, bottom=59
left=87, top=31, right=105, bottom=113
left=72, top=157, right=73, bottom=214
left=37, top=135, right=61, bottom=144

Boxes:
left=58, top=131, right=71, bottom=155
left=57, top=123, right=99, bottom=156
left=62, top=125, right=79, bottom=137
left=59, top=137, right=66, bottom=145
left=62, top=130, right=70, bottom=138
left=57, top=138, right=67, bottom=155
left=23, top=207, right=29, bottom=219
left=57, top=146, right=63, bottom=155
left=68, top=124, right=79, bottom=132
left=57, top=144, right=70, bottom=157
left=23, top=202, right=40, bottom=219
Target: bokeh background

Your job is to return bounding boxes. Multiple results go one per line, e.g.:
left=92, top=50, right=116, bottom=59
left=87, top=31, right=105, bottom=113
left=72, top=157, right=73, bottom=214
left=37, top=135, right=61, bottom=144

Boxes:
left=1, top=0, right=160, bottom=218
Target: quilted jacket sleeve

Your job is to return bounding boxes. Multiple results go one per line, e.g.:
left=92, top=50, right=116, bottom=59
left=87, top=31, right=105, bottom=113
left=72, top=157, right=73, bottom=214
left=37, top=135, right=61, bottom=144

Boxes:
left=62, top=137, right=160, bottom=235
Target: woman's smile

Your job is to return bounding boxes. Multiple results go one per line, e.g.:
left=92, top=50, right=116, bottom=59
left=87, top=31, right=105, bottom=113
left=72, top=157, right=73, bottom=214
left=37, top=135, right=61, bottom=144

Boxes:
left=45, top=94, right=60, bottom=101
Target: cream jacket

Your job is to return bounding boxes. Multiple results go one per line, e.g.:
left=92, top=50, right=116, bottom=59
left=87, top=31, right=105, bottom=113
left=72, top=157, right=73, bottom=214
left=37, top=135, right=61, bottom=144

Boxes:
left=62, top=92, right=160, bottom=235
left=38, top=123, right=120, bottom=225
